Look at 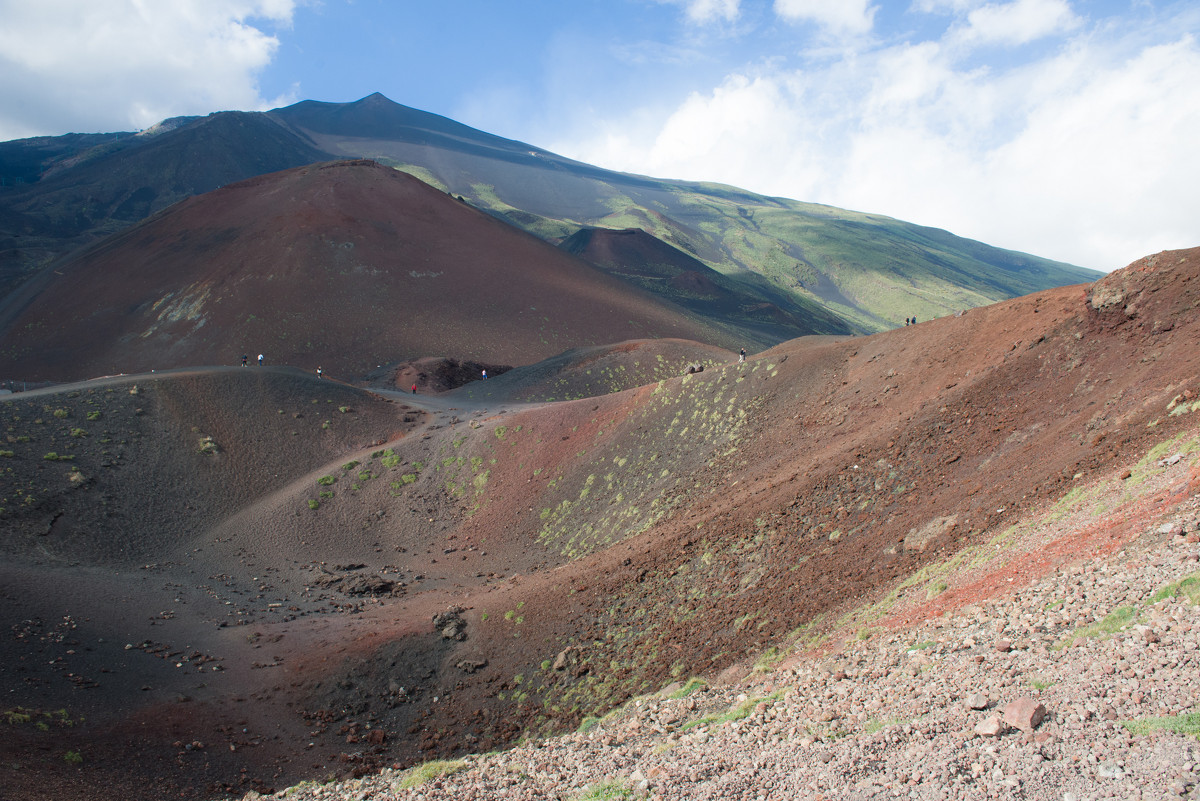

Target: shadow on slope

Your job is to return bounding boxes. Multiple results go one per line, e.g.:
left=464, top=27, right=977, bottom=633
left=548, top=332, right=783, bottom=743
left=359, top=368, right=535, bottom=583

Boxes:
left=561, top=227, right=856, bottom=342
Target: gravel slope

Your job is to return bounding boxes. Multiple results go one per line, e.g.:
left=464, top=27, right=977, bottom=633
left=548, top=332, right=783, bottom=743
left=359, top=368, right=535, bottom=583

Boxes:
left=251, top=485, right=1200, bottom=801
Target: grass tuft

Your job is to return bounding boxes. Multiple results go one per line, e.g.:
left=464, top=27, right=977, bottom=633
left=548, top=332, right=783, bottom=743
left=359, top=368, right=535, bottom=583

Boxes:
left=396, top=758, right=467, bottom=789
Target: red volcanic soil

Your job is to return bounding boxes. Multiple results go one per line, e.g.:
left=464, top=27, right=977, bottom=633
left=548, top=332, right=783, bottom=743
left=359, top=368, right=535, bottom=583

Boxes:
left=1, top=249, right=1198, bottom=800
left=0, top=160, right=736, bottom=384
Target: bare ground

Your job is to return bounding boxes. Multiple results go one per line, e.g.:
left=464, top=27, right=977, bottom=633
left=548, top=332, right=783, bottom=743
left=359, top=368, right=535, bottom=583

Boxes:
left=0, top=248, right=1198, bottom=800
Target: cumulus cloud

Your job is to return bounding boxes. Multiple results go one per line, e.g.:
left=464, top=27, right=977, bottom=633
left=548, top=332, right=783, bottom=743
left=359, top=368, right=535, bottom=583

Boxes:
left=559, top=9, right=1200, bottom=272
left=0, top=0, right=295, bottom=140
left=774, top=0, right=877, bottom=35
left=959, top=0, right=1080, bottom=46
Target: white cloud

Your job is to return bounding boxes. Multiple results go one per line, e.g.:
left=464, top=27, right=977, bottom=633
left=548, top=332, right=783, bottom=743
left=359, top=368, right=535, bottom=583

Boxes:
left=0, top=0, right=295, bottom=139
left=774, top=0, right=877, bottom=35
left=654, top=0, right=741, bottom=25
left=960, top=0, right=1080, bottom=46
left=561, top=15, right=1200, bottom=272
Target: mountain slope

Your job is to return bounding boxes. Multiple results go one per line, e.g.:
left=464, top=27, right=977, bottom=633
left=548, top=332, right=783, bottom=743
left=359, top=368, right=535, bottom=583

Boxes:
left=0, top=93, right=1099, bottom=337
left=560, top=227, right=854, bottom=342
left=0, top=160, right=744, bottom=381
left=270, top=93, right=1100, bottom=330
left=0, top=112, right=329, bottom=295
left=0, top=249, right=1195, bottom=799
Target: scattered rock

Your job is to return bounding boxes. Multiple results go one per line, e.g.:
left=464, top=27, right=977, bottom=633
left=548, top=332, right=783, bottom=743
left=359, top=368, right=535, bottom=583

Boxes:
left=432, top=607, right=467, bottom=640
left=965, top=692, right=989, bottom=710
left=1003, top=698, right=1047, bottom=731
left=974, top=716, right=1005, bottom=737
left=552, top=646, right=579, bottom=672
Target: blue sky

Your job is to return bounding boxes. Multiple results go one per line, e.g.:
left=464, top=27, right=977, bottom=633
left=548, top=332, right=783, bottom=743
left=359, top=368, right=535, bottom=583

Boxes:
left=1, top=0, right=1197, bottom=272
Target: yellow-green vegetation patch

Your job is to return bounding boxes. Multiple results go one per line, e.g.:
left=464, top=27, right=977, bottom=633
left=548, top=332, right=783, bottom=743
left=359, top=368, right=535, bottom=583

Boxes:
left=682, top=691, right=781, bottom=732
left=1147, top=570, right=1200, bottom=605
left=396, top=758, right=468, bottom=789
left=389, top=163, right=449, bottom=191
left=1129, top=433, right=1200, bottom=488
left=1057, top=604, right=1138, bottom=649
left=666, top=677, right=707, bottom=698
left=753, top=646, right=784, bottom=672
left=572, top=777, right=636, bottom=800
left=1120, top=709, right=1200, bottom=738
left=865, top=717, right=905, bottom=735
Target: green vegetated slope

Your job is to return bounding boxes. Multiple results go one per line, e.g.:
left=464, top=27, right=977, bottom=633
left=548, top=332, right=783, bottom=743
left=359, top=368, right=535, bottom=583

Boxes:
left=392, top=166, right=1096, bottom=333
left=267, top=94, right=1100, bottom=332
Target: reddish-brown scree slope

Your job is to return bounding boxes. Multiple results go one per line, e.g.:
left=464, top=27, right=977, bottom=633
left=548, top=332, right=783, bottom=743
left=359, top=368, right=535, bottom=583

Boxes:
left=0, top=248, right=1197, bottom=800
left=0, top=160, right=737, bottom=382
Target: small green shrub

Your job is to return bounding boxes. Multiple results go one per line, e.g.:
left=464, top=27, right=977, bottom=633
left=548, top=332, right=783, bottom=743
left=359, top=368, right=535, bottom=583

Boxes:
left=0, top=450, right=13, bottom=458
left=342, top=460, right=359, bottom=471
left=307, top=499, right=319, bottom=510
left=70, top=428, right=87, bottom=438
left=338, top=406, right=351, bottom=413
left=667, top=677, right=707, bottom=699
left=1120, top=709, right=1200, bottom=737
left=86, top=411, right=101, bottom=421
left=4, top=709, right=32, bottom=724
left=397, top=759, right=467, bottom=789
left=573, top=778, right=635, bottom=800
left=53, top=409, right=69, bottom=419
left=1063, top=605, right=1138, bottom=647
left=63, top=750, right=83, bottom=765
left=1148, top=571, right=1200, bottom=605
left=317, top=475, right=336, bottom=486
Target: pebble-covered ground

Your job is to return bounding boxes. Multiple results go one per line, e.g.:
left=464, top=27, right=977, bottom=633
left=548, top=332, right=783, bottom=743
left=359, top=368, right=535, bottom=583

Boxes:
left=247, top=499, right=1200, bottom=801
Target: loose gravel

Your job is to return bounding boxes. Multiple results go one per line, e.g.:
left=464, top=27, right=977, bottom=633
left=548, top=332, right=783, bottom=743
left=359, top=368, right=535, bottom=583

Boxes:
left=243, top=512, right=1200, bottom=801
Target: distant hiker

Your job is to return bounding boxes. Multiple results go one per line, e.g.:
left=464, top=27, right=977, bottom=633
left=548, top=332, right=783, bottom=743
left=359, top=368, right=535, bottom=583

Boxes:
left=904, top=318, right=910, bottom=326
left=411, top=383, right=417, bottom=394
left=241, top=354, right=248, bottom=367
left=482, top=369, right=487, bottom=380
left=317, top=366, right=323, bottom=379
left=739, top=348, right=746, bottom=363
left=257, top=353, right=263, bottom=366
left=911, top=315, right=917, bottom=324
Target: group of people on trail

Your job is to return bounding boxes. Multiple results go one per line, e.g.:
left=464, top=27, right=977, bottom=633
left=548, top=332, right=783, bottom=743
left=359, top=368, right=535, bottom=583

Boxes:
left=241, top=354, right=264, bottom=366
left=904, top=316, right=918, bottom=325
